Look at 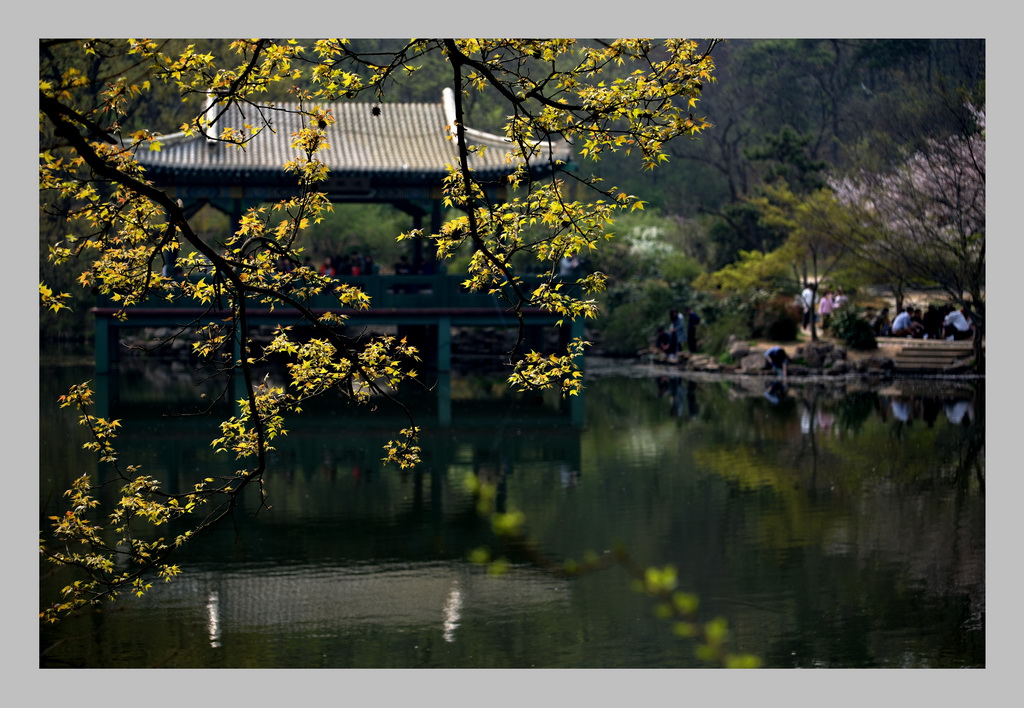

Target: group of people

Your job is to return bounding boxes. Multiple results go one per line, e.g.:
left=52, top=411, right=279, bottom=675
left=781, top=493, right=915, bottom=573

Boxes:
left=655, top=307, right=701, bottom=363
left=315, top=251, right=378, bottom=277
left=274, top=252, right=449, bottom=279
left=887, top=394, right=974, bottom=428
left=391, top=254, right=444, bottom=276
left=801, top=282, right=975, bottom=343
left=873, top=303, right=974, bottom=341
left=799, top=283, right=848, bottom=331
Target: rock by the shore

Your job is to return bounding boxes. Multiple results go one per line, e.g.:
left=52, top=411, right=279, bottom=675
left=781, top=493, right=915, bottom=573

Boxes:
left=796, top=341, right=843, bottom=369
left=727, top=336, right=751, bottom=360
left=738, top=352, right=767, bottom=373
left=648, top=338, right=898, bottom=378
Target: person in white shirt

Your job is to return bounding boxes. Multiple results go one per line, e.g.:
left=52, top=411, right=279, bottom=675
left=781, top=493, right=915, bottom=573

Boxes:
left=800, top=284, right=815, bottom=329
left=891, top=307, right=923, bottom=337
left=942, top=307, right=973, bottom=340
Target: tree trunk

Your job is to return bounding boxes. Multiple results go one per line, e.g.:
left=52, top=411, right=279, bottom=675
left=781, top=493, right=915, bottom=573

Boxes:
left=965, top=298, right=984, bottom=374
left=972, top=330, right=984, bottom=374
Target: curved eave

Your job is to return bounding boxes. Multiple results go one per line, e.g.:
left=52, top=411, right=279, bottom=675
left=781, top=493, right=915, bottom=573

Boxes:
left=133, top=92, right=572, bottom=188
left=140, top=155, right=571, bottom=187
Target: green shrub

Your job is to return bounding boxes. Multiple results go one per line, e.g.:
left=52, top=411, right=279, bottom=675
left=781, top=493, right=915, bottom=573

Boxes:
left=688, top=289, right=767, bottom=357
left=828, top=307, right=877, bottom=350
left=699, top=310, right=752, bottom=358
left=751, top=295, right=800, bottom=341
left=836, top=391, right=876, bottom=432
left=661, top=253, right=704, bottom=282
left=600, top=300, right=658, bottom=354
left=597, top=280, right=679, bottom=355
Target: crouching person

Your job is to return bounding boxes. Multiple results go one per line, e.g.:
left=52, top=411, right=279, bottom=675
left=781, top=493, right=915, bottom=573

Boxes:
left=764, top=345, right=789, bottom=380
left=942, top=306, right=974, bottom=341
left=891, top=307, right=924, bottom=337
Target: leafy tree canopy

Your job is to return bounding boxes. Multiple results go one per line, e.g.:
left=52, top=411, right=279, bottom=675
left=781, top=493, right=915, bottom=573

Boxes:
left=39, top=37, right=720, bottom=621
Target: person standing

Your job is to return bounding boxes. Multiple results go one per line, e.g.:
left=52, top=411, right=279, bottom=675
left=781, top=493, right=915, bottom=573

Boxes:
left=817, top=290, right=834, bottom=331
left=684, top=307, right=700, bottom=353
left=559, top=253, right=579, bottom=279
left=922, top=304, right=942, bottom=340
left=393, top=255, right=413, bottom=275
left=161, top=248, right=179, bottom=278
left=800, top=283, right=816, bottom=330
left=833, top=287, right=848, bottom=308
left=667, top=309, right=684, bottom=363
left=348, top=252, right=365, bottom=276
left=872, top=307, right=891, bottom=337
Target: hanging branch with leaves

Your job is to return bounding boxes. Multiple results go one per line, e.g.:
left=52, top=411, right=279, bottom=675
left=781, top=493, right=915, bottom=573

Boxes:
left=40, top=37, right=718, bottom=623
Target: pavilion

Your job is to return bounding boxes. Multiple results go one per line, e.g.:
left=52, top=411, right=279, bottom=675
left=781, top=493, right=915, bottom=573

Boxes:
left=96, top=91, right=583, bottom=397
left=134, top=87, right=574, bottom=252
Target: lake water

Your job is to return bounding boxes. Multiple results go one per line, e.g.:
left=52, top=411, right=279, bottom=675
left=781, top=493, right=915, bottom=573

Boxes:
left=39, top=357, right=984, bottom=668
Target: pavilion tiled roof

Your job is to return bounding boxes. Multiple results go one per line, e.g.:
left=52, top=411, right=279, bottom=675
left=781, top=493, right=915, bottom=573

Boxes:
left=137, top=88, right=572, bottom=184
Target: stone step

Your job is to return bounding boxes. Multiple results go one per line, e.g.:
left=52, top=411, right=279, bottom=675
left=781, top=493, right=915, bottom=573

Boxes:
left=895, top=358, right=956, bottom=362
left=897, top=356, right=966, bottom=362
left=872, top=332, right=979, bottom=373
left=894, top=350, right=971, bottom=358
left=895, top=349, right=972, bottom=359
left=892, top=339, right=976, bottom=372
left=894, top=361, right=966, bottom=369
left=878, top=338, right=974, bottom=350
left=894, top=364, right=971, bottom=372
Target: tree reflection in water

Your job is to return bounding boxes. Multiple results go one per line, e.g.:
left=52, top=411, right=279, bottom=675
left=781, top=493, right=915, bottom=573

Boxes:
left=40, top=362, right=984, bottom=668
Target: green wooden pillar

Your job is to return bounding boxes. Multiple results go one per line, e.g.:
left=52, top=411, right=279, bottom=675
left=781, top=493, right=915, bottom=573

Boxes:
left=232, top=331, right=246, bottom=414
left=93, top=315, right=121, bottom=376
left=431, top=198, right=443, bottom=234
left=571, top=316, right=586, bottom=352
left=436, top=315, right=451, bottom=374
left=93, top=373, right=113, bottom=420
left=569, top=383, right=585, bottom=427
left=435, top=372, right=451, bottom=427
left=570, top=317, right=586, bottom=427
left=94, top=315, right=112, bottom=375
left=411, top=210, right=424, bottom=266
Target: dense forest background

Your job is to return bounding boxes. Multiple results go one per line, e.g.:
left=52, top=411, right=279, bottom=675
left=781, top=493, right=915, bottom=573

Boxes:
left=39, top=38, right=985, bottom=354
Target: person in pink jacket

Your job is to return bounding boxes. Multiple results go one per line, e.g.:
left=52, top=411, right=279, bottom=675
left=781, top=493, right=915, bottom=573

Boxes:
left=817, top=290, right=834, bottom=330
